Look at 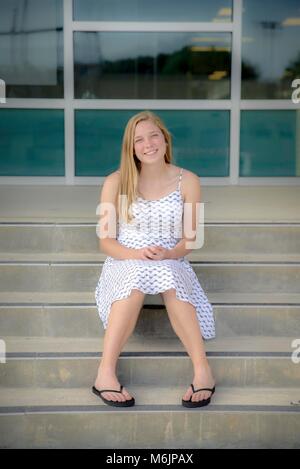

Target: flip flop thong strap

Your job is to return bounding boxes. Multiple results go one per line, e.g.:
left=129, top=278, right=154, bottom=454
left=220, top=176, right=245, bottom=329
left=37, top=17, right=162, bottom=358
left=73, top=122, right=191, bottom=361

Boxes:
left=191, top=384, right=214, bottom=393
left=98, top=385, right=123, bottom=394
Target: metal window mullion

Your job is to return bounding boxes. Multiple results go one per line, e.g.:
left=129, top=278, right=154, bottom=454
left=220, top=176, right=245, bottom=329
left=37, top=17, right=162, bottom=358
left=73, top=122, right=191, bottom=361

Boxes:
left=0, top=177, right=66, bottom=185
left=72, top=21, right=233, bottom=32
left=3, top=99, right=65, bottom=108
left=64, top=0, right=75, bottom=184
left=73, top=176, right=231, bottom=186
left=241, top=100, right=300, bottom=110
left=73, top=99, right=232, bottom=110
left=229, top=0, right=243, bottom=184
left=238, top=177, right=300, bottom=185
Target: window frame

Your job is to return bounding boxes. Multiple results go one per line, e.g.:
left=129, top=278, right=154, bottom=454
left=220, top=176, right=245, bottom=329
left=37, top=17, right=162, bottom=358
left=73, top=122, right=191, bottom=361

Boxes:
left=0, top=0, right=299, bottom=185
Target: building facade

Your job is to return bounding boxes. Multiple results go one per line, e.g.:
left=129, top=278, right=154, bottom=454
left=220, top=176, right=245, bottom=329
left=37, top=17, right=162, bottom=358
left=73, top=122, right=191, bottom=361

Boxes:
left=0, top=0, right=300, bottom=186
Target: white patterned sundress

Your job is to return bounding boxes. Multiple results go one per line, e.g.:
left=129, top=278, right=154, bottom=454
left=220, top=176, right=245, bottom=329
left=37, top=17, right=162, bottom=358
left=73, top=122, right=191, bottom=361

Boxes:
left=95, top=168, right=216, bottom=340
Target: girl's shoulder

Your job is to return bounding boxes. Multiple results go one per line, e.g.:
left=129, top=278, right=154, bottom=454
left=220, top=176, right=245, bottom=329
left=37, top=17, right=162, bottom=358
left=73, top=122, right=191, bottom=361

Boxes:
left=177, top=167, right=200, bottom=185
left=178, top=168, right=201, bottom=202
left=105, top=169, right=120, bottom=184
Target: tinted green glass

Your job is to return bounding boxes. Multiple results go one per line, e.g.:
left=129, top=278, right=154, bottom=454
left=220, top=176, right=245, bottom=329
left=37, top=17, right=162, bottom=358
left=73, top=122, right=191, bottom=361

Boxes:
left=73, top=0, right=232, bottom=22
left=0, top=0, right=63, bottom=98
left=242, top=0, right=300, bottom=98
left=0, top=109, right=65, bottom=176
left=240, top=111, right=300, bottom=176
left=75, top=110, right=134, bottom=176
left=163, top=110, right=230, bottom=176
left=74, top=32, right=231, bottom=99
left=75, top=110, right=229, bottom=177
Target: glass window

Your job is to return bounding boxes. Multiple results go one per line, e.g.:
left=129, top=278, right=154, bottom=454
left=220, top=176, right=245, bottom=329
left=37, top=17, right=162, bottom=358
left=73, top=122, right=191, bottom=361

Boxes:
left=242, top=0, right=300, bottom=99
left=0, top=109, right=65, bottom=176
left=74, top=32, right=231, bottom=99
left=0, top=0, right=63, bottom=98
left=75, top=110, right=134, bottom=176
left=75, top=110, right=229, bottom=177
left=240, top=110, right=300, bottom=177
left=73, top=0, right=232, bottom=22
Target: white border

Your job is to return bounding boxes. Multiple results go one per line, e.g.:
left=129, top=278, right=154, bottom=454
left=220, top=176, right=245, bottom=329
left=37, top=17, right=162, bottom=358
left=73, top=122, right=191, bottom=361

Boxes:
left=0, top=0, right=300, bottom=186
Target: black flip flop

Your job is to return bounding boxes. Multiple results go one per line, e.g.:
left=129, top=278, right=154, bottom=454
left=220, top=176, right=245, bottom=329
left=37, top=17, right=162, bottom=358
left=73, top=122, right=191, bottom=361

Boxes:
left=92, top=385, right=135, bottom=407
left=182, top=384, right=216, bottom=408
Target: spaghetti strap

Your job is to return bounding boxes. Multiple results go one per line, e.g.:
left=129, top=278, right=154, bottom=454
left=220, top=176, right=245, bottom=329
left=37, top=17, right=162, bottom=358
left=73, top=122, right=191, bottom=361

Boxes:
left=178, top=168, right=183, bottom=190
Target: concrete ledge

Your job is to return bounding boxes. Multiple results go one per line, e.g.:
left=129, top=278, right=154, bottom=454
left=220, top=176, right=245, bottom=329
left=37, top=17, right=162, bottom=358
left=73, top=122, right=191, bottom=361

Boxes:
left=0, top=386, right=299, bottom=409
left=1, top=185, right=300, bottom=223
left=0, top=401, right=299, bottom=448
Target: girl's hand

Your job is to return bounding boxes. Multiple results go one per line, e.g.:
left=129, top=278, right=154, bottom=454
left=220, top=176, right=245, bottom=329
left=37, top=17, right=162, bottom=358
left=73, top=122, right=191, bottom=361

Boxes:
left=135, top=246, right=169, bottom=260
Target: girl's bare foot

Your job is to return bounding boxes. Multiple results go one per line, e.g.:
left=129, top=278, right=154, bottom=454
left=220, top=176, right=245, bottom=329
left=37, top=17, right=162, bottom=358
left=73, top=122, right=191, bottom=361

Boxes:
left=182, top=362, right=215, bottom=403
left=94, top=368, right=133, bottom=403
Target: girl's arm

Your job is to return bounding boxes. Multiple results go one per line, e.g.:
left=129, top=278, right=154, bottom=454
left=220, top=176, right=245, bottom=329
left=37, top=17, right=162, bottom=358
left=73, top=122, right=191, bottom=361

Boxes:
left=97, top=172, right=152, bottom=261
left=97, top=172, right=137, bottom=259
left=100, top=237, right=140, bottom=260
left=166, top=171, right=201, bottom=260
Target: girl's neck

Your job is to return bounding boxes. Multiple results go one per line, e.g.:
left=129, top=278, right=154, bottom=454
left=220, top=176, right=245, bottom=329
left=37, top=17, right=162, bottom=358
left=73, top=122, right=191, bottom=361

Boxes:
left=139, top=161, right=170, bottom=182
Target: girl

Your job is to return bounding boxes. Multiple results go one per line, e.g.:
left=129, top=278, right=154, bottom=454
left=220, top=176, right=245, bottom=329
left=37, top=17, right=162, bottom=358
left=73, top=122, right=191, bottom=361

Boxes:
left=93, top=111, right=215, bottom=408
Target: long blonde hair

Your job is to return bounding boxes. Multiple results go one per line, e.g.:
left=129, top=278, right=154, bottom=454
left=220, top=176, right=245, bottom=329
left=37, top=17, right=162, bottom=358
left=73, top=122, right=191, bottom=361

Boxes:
left=117, top=111, right=173, bottom=224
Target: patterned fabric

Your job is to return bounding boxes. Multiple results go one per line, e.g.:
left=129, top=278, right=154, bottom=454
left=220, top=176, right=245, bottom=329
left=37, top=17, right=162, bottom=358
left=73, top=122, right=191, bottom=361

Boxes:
left=95, top=168, right=216, bottom=340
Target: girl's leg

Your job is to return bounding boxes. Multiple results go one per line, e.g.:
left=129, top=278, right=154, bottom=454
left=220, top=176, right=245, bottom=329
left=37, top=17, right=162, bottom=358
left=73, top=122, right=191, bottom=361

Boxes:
left=161, top=289, right=215, bottom=403
left=94, top=289, right=145, bottom=402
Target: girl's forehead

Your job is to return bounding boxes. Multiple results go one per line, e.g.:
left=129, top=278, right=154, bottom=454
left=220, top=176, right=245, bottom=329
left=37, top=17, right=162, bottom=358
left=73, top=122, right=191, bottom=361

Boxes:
left=134, top=120, right=161, bottom=135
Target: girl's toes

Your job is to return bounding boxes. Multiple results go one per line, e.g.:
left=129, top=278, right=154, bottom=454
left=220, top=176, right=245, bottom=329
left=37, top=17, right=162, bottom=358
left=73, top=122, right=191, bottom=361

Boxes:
left=192, top=392, right=203, bottom=402
left=113, top=392, right=123, bottom=402
left=183, top=387, right=192, bottom=401
left=121, top=387, right=132, bottom=400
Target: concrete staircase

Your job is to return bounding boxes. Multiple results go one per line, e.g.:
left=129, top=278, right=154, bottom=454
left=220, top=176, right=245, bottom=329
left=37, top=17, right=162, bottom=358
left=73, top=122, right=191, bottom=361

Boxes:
left=0, top=186, right=300, bottom=448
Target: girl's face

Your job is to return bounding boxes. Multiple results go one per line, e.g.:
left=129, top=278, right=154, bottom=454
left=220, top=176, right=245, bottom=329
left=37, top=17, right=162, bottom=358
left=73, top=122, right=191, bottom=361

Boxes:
left=133, top=120, right=167, bottom=164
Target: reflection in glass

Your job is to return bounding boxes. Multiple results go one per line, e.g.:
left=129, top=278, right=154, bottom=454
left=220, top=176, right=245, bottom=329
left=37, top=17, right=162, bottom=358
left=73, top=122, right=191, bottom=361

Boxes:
left=73, top=0, right=232, bottom=22
left=242, top=0, right=300, bottom=98
left=74, top=32, right=231, bottom=99
left=0, top=0, right=63, bottom=98
left=0, top=109, right=65, bottom=176
left=75, top=110, right=134, bottom=176
left=240, top=111, right=300, bottom=176
left=75, top=110, right=229, bottom=177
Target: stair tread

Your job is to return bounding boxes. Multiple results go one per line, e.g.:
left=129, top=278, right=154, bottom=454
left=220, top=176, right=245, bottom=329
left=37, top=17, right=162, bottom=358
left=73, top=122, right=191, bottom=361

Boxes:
left=0, top=291, right=299, bottom=305
left=0, top=386, right=299, bottom=409
left=4, top=335, right=294, bottom=354
left=1, top=184, right=300, bottom=223
left=1, top=252, right=300, bottom=262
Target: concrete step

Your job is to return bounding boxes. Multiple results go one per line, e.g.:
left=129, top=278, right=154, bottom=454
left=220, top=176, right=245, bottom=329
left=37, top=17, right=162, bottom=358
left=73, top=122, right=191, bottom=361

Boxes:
left=1, top=385, right=299, bottom=409
left=0, top=224, right=299, bottom=259
left=1, top=305, right=299, bottom=338
left=1, top=339, right=299, bottom=388
left=0, top=291, right=299, bottom=306
left=0, top=386, right=299, bottom=448
left=1, top=355, right=298, bottom=389
left=1, top=263, right=300, bottom=294
left=1, top=185, right=300, bottom=224
left=2, top=252, right=300, bottom=262
left=3, top=335, right=295, bottom=354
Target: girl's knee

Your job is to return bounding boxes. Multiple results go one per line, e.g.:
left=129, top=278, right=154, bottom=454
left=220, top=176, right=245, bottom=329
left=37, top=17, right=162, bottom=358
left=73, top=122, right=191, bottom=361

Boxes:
left=129, top=289, right=145, bottom=300
left=161, top=288, right=177, bottom=303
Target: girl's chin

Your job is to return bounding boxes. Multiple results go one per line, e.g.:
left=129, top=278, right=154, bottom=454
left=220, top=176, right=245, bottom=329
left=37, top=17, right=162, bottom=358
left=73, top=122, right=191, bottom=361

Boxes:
left=138, top=153, right=164, bottom=163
